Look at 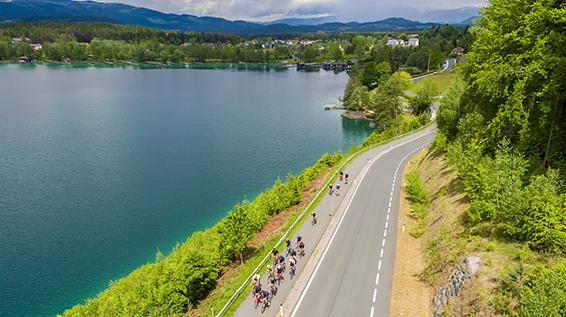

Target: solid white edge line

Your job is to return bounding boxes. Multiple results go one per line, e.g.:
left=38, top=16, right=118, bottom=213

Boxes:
left=289, top=131, right=433, bottom=317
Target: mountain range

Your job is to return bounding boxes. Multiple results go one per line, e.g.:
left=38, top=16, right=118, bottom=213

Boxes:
left=0, top=0, right=475, bottom=35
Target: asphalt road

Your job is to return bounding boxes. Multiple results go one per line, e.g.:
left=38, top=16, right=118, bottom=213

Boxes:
left=232, top=126, right=436, bottom=317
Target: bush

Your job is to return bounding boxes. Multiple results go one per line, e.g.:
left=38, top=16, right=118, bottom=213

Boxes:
left=519, top=264, right=566, bottom=317
left=447, top=139, right=566, bottom=253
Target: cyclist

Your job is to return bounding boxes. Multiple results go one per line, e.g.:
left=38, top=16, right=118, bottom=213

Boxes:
left=345, top=173, right=349, bottom=184
left=278, top=254, right=286, bottom=270
left=299, top=240, right=305, bottom=257
left=268, top=274, right=278, bottom=295
left=328, top=184, right=333, bottom=195
left=289, top=257, right=297, bottom=277
left=275, top=263, right=284, bottom=284
left=311, top=212, right=317, bottom=225
left=252, top=274, right=262, bottom=295
left=290, top=247, right=297, bottom=257
left=272, top=248, right=279, bottom=264
left=339, top=171, right=344, bottom=181
left=335, top=183, right=341, bottom=196
left=296, top=235, right=302, bottom=248
left=260, top=289, right=271, bottom=308
left=286, top=238, right=292, bottom=255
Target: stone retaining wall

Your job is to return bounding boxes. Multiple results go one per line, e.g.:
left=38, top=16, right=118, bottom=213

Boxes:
left=432, top=256, right=479, bottom=316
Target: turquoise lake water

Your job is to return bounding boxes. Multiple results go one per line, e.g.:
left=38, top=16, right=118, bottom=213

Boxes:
left=0, top=65, right=372, bottom=316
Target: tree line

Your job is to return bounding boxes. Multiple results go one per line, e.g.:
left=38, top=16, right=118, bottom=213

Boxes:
left=0, top=22, right=470, bottom=65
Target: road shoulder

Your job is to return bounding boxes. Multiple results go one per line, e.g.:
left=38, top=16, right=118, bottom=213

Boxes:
left=389, top=149, right=433, bottom=317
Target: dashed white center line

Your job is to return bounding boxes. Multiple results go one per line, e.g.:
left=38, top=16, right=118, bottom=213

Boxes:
left=369, top=145, right=428, bottom=316
left=372, top=288, right=377, bottom=302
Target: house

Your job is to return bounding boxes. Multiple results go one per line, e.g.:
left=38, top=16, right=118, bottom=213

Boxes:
left=387, top=37, right=419, bottom=47
left=387, top=39, right=400, bottom=46
left=408, top=38, right=419, bottom=47
left=451, top=47, right=465, bottom=55
left=30, top=44, right=42, bottom=51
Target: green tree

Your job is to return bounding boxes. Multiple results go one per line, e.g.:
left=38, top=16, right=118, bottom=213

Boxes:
left=348, top=85, right=369, bottom=111
left=410, top=82, right=437, bottom=114
left=351, top=35, right=368, bottom=58
left=361, top=61, right=379, bottom=88
left=218, top=203, right=252, bottom=264
left=370, top=75, right=404, bottom=127
left=302, top=46, right=318, bottom=63
left=437, top=80, right=464, bottom=139
left=459, top=0, right=566, bottom=163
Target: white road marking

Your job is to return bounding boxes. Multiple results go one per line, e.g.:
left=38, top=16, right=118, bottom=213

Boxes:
left=375, top=272, right=380, bottom=285
left=370, top=306, right=375, bottom=317
left=372, top=288, right=377, bottom=302
left=381, top=239, right=386, bottom=247
left=383, top=229, right=387, bottom=238
left=380, top=248, right=384, bottom=258
left=385, top=221, right=389, bottom=229
left=378, top=259, right=382, bottom=271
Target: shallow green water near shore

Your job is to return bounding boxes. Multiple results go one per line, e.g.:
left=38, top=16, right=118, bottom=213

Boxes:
left=0, top=65, right=371, bottom=316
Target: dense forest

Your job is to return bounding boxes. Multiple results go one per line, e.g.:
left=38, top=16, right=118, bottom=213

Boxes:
left=0, top=22, right=471, bottom=67
left=433, top=0, right=566, bottom=314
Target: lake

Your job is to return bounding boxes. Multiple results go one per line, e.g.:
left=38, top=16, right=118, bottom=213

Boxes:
left=0, top=65, right=372, bottom=316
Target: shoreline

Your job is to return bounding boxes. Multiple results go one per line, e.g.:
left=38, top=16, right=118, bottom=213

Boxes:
left=341, top=110, right=373, bottom=122
left=0, top=60, right=296, bottom=70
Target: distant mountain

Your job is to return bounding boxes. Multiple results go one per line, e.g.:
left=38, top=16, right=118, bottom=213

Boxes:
left=410, top=7, right=481, bottom=24
left=457, top=16, right=481, bottom=26
left=0, top=0, right=440, bottom=34
left=264, top=17, right=335, bottom=26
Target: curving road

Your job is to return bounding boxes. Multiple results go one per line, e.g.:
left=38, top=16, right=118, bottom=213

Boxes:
left=232, top=126, right=436, bottom=317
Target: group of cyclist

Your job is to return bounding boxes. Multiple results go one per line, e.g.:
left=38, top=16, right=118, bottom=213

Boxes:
left=251, top=235, right=306, bottom=311
left=250, top=170, right=350, bottom=312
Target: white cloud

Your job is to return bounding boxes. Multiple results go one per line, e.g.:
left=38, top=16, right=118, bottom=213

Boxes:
left=97, top=0, right=486, bottom=22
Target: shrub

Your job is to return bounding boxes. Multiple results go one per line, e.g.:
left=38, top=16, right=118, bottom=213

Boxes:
left=519, top=264, right=566, bottom=317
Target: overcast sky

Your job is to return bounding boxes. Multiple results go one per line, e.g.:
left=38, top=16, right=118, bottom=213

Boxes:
left=97, top=0, right=487, bottom=22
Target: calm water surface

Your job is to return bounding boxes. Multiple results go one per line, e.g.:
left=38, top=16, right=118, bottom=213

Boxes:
left=0, top=65, right=372, bottom=316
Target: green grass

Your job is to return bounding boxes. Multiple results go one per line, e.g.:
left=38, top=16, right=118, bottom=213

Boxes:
left=412, top=72, right=461, bottom=96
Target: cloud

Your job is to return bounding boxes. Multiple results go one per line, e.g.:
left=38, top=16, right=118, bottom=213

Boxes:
left=96, top=0, right=486, bottom=22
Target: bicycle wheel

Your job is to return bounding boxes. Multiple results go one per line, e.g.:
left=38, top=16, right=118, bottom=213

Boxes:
left=261, top=299, right=267, bottom=313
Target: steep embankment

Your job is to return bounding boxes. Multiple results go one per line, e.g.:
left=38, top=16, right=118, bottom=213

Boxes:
left=391, top=146, right=566, bottom=316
